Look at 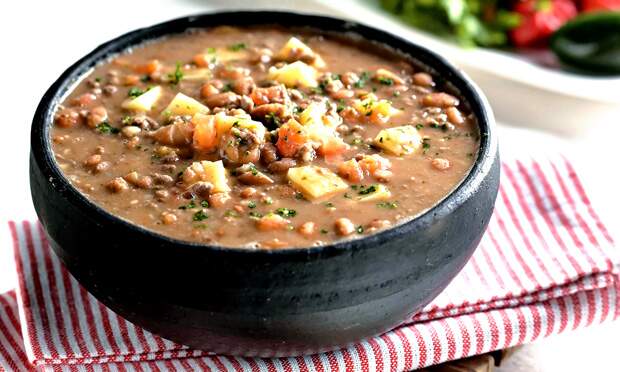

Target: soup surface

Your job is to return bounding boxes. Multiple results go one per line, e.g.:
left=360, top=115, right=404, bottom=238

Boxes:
left=51, top=26, right=479, bottom=248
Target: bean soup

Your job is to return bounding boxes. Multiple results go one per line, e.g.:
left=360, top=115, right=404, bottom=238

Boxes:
left=51, top=26, right=480, bottom=248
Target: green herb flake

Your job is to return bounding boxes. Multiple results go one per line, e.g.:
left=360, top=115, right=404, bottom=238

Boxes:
left=358, top=185, right=378, bottom=195
left=95, top=121, right=119, bottom=135
left=324, top=202, right=334, bottom=208
left=127, top=87, right=144, bottom=98
left=200, top=200, right=210, bottom=208
left=248, top=201, right=257, bottom=209
left=167, top=62, right=184, bottom=85
left=179, top=200, right=196, bottom=210
left=356, top=225, right=365, bottom=234
left=228, top=42, right=247, bottom=52
left=377, top=201, right=398, bottom=209
left=275, top=208, right=297, bottom=218
left=263, top=197, right=274, bottom=205
left=336, top=98, right=346, bottom=113
left=378, top=77, right=394, bottom=86
left=320, top=228, right=329, bottom=234
left=192, top=210, right=208, bottom=221
left=294, top=192, right=305, bottom=200
left=249, top=211, right=263, bottom=219
left=354, top=71, right=370, bottom=88
left=416, top=124, right=424, bottom=130
left=422, top=138, right=431, bottom=150
left=224, top=210, right=240, bottom=218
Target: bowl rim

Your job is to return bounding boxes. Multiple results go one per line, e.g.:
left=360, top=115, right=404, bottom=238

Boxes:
left=31, top=10, right=498, bottom=257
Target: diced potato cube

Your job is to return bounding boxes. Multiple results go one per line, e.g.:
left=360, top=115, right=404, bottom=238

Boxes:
left=209, top=47, right=248, bottom=63
left=374, top=125, right=423, bottom=156
left=162, top=93, right=209, bottom=117
left=181, top=68, right=212, bottom=81
left=214, top=113, right=267, bottom=142
left=183, top=160, right=230, bottom=193
left=355, top=184, right=391, bottom=202
left=121, top=86, right=162, bottom=112
left=276, top=37, right=326, bottom=68
left=298, top=102, right=325, bottom=126
left=353, top=93, right=401, bottom=123
left=268, top=61, right=318, bottom=88
left=297, top=102, right=343, bottom=143
left=287, top=166, right=348, bottom=201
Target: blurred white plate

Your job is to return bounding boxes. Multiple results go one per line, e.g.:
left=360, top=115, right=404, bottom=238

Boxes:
left=315, top=0, right=620, bottom=135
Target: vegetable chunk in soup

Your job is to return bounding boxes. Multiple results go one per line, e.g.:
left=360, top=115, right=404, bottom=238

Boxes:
left=51, top=26, right=479, bottom=249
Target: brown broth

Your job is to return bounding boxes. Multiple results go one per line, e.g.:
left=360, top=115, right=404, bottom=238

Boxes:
left=51, top=26, right=479, bottom=248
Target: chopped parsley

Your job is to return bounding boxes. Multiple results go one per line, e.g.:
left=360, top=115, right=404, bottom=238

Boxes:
left=200, top=200, right=210, bottom=208
left=228, top=42, right=247, bottom=52
left=336, top=99, right=346, bottom=113
left=378, top=77, right=394, bottom=86
left=127, top=87, right=144, bottom=98
left=249, top=211, right=263, bottom=219
left=264, top=112, right=281, bottom=127
left=422, top=138, right=431, bottom=150
left=320, top=228, right=329, bottom=234
left=350, top=137, right=364, bottom=146
left=358, top=185, right=378, bottom=195
left=377, top=201, right=398, bottom=209
left=263, top=197, right=274, bottom=205
left=353, top=71, right=370, bottom=88
left=323, top=202, right=334, bottom=208
left=248, top=201, right=257, bottom=209
left=179, top=200, right=196, bottom=210
left=415, top=124, right=424, bottom=130
left=274, top=208, right=297, bottom=218
left=192, top=210, right=208, bottom=221
left=429, top=123, right=448, bottom=131
left=167, top=62, right=184, bottom=85
left=344, top=193, right=352, bottom=199
left=356, top=225, right=365, bottom=234
left=121, top=116, right=133, bottom=125
left=224, top=210, right=240, bottom=218
left=95, top=121, right=119, bottom=135
left=294, top=192, right=305, bottom=200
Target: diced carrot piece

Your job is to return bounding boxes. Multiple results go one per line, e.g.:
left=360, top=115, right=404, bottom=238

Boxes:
left=250, top=85, right=287, bottom=106
left=276, top=120, right=308, bottom=158
left=338, top=159, right=363, bottom=182
left=192, top=113, right=218, bottom=153
left=358, top=154, right=391, bottom=174
left=193, top=53, right=210, bottom=68
left=318, top=136, right=349, bottom=157
left=134, top=59, right=162, bottom=75
left=123, top=74, right=141, bottom=86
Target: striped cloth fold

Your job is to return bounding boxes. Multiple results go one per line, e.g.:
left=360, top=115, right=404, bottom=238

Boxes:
left=1, top=156, right=618, bottom=371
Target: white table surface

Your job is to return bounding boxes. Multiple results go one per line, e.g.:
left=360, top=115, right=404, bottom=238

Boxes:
left=0, top=1, right=617, bottom=370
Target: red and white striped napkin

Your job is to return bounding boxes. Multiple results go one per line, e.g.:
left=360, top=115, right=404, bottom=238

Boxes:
left=1, top=157, right=618, bottom=371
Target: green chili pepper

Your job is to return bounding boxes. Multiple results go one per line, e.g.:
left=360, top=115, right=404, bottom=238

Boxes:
left=550, top=11, right=620, bottom=75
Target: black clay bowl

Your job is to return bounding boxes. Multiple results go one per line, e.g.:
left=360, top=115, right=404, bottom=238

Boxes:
left=30, top=11, right=499, bottom=357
